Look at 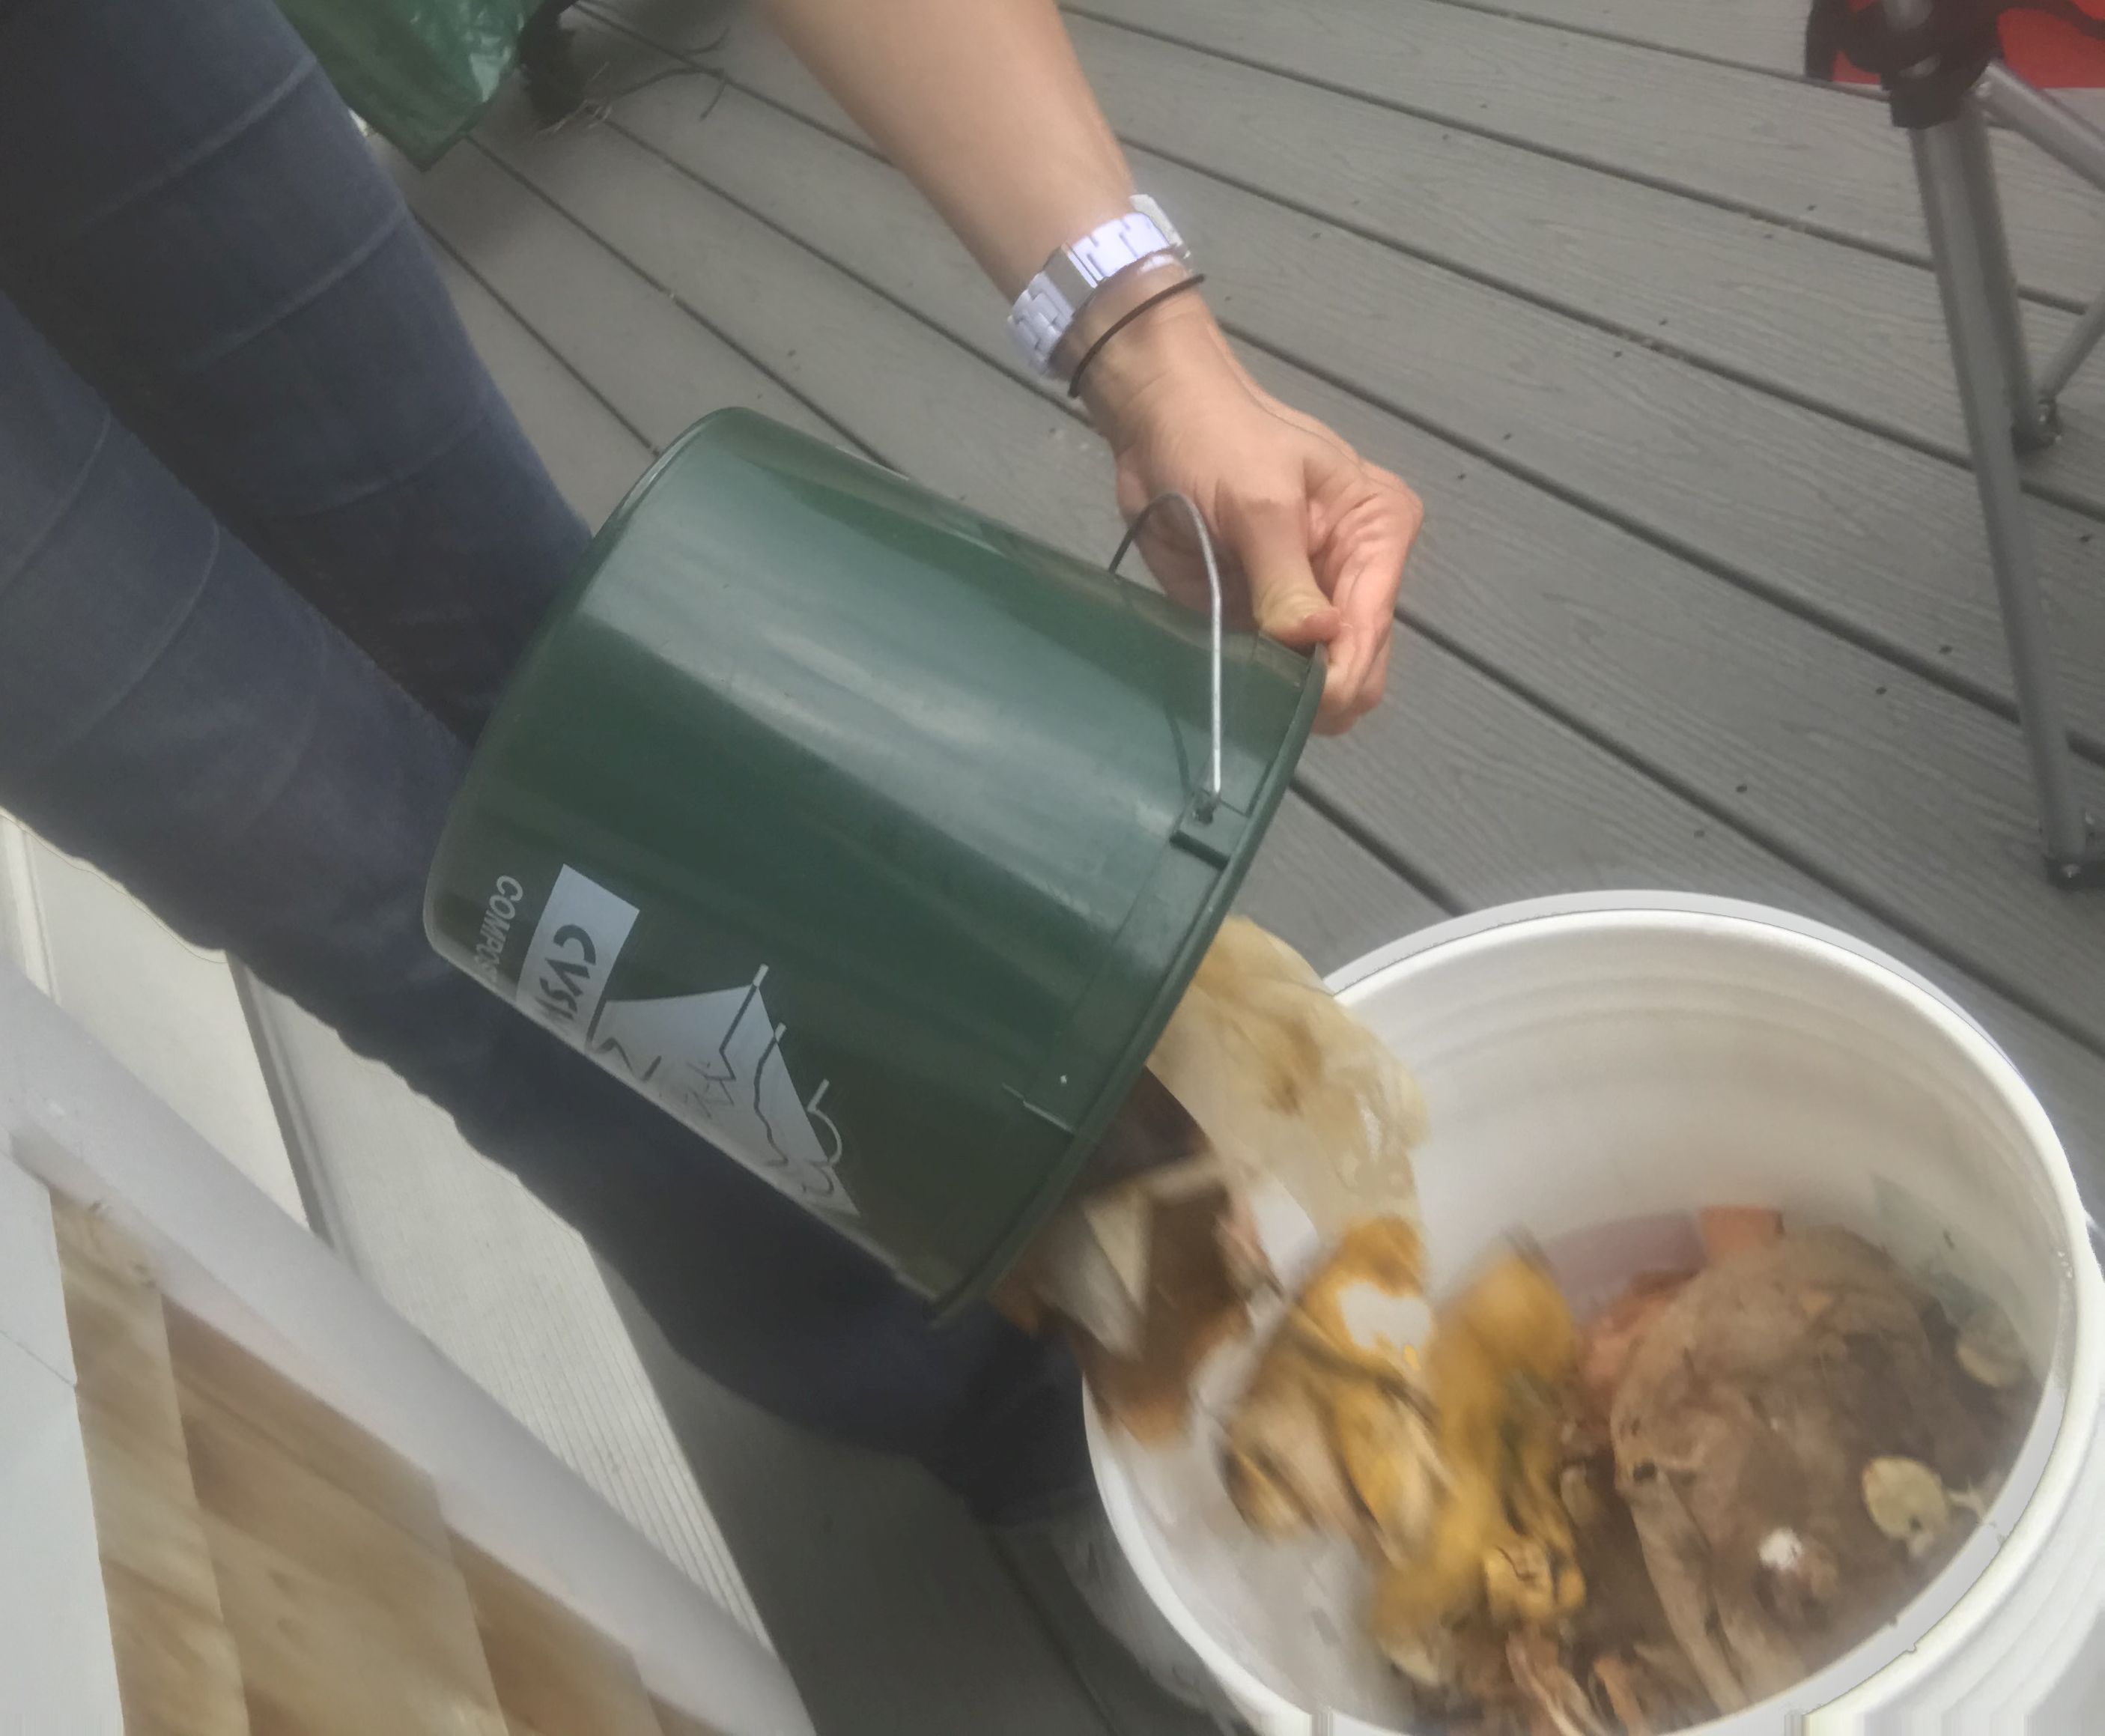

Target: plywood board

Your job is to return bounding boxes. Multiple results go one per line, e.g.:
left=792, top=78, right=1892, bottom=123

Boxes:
left=202, top=1512, right=508, bottom=1736
left=58, top=1204, right=227, bottom=1615
left=97, top=1560, right=249, bottom=1736
left=455, top=1535, right=663, bottom=1736
left=177, top=1379, right=502, bottom=1735
left=226, top=983, right=773, bottom=1643
left=165, top=1304, right=446, bottom=1553
left=55, top=1200, right=250, bottom=1735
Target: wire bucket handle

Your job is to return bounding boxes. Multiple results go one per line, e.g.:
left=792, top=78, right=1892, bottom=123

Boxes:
left=1111, top=491, right=1226, bottom=819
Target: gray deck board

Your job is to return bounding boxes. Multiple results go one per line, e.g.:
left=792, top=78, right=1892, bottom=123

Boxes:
left=431, top=142, right=1448, bottom=979
left=702, top=30, right=2105, bottom=764
left=1075, top=0, right=2105, bottom=307
left=1407, top=0, right=1811, bottom=75
left=1060, top=16, right=2105, bottom=512
left=1134, top=152, right=2105, bottom=737
left=404, top=140, right=843, bottom=456
left=410, top=74, right=2105, bottom=1171
left=433, top=143, right=1124, bottom=560
left=393, top=4, right=2105, bottom=1721
left=703, top=12, right=2100, bottom=491
left=485, top=40, right=2105, bottom=1063
left=708, top=14, right=2101, bottom=513
left=1238, top=795, right=1453, bottom=966
left=401, top=0, right=2105, bottom=1694
left=429, top=244, right=653, bottom=521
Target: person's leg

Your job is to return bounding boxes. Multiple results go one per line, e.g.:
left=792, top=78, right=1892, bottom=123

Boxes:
left=0, top=0, right=1087, bottom=1521
left=0, top=0, right=583, bottom=741
left=0, top=290, right=1084, bottom=1520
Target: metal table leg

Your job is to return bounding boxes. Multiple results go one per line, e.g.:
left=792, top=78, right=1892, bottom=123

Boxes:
left=1950, top=102, right=2057, bottom=449
left=1881, top=0, right=2101, bottom=881
left=1911, top=117, right=2097, bottom=875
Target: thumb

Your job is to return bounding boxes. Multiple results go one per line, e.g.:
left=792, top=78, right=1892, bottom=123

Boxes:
left=1225, top=491, right=1340, bottom=646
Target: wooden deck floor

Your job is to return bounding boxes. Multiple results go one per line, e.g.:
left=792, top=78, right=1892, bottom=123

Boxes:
left=387, top=7, right=2105, bottom=1717
left=389, top=4, right=2105, bottom=1724
left=401, top=0, right=2105, bottom=1176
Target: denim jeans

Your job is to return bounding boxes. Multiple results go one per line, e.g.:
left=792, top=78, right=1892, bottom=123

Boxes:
left=0, top=0, right=1084, bottom=1523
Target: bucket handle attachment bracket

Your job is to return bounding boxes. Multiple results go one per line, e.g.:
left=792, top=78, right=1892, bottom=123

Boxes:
left=1111, top=491, right=1225, bottom=819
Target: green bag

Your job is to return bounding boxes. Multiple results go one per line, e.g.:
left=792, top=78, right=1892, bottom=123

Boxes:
left=280, top=0, right=538, bottom=166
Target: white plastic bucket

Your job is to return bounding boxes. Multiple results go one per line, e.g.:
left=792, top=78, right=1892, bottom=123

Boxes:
left=1090, top=893, right=2105, bottom=1734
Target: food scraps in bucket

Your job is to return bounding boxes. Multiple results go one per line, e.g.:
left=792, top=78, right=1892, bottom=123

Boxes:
left=1609, top=1224, right=2035, bottom=1716
left=1014, top=917, right=1430, bottom=1427
left=1223, top=1215, right=1439, bottom=1552
left=1203, top=1212, right=2038, bottom=1735
left=1066, top=1185, right=1255, bottom=1444
left=1021, top=917, right=2039, bottom=1732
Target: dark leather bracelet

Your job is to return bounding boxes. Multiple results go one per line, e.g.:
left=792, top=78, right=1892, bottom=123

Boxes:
left=1066, top=273, right=1209, bottom=400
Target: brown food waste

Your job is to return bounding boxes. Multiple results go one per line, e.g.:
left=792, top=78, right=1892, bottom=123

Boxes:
left=1014, top=919, right=2037, bottom=1733
left=1073, top=1201, right=2037, bottom=1735
left=1221, top=1213, right=2034, bottom=1733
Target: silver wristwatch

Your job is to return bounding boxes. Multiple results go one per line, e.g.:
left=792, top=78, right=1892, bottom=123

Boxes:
left=1006, top=195, right=1191, bottom=377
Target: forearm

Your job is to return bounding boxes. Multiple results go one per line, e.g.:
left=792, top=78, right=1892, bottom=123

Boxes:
left=768, top=0, right=1419, bottom=733
left=765, top=0, right=1135, bottom=298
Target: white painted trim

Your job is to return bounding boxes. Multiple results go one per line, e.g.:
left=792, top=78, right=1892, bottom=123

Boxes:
left=0, top=816, right=54, bottom=992
left=0, top=1148, right=73, bottom=1384
left=1, top=822, right=306, bottom=1223
left=0, top=962, right=812, bottom=1736
left=0, top=1156, right=124, bottom=1736
left=240, top=978, right=771, bottom=1648
left=0, top=1325, right=125, bottom=1736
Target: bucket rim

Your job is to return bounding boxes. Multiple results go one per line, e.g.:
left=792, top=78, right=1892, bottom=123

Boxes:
left=1089, top=892, right=2105, bottom=1735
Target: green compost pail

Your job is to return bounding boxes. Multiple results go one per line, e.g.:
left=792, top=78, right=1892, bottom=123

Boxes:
left=425, top=410, right=1322, bottom=1312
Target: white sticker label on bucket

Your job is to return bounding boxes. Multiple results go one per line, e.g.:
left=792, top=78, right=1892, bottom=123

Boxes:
left=516, top=865, right=640, bottom=1040
left=591, top=973, right=859, bottom=1219
left=514, top=865, right=859, bottom=1220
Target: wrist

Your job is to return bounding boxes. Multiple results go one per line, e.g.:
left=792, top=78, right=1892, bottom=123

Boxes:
left=1075, top=290, right=1240, bottom=440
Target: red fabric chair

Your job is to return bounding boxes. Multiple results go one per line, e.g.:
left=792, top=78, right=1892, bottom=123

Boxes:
left=1811, top=0, right=2105, bottom=86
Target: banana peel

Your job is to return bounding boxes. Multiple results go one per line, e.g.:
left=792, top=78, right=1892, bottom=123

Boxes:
left=1371, top=1250, right=1586, bottom=1684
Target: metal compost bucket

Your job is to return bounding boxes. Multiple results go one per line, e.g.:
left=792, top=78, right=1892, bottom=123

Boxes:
left=425, top=410, right=1322, bottom=1311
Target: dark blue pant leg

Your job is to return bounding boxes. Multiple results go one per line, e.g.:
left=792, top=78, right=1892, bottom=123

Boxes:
left=0, top=0, right=1086, bottom=1521
left=0, top=0, right=586, bottom=738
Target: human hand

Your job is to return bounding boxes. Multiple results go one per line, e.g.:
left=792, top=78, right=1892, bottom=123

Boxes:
left=1078, top=295, right=1422, bottom=733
